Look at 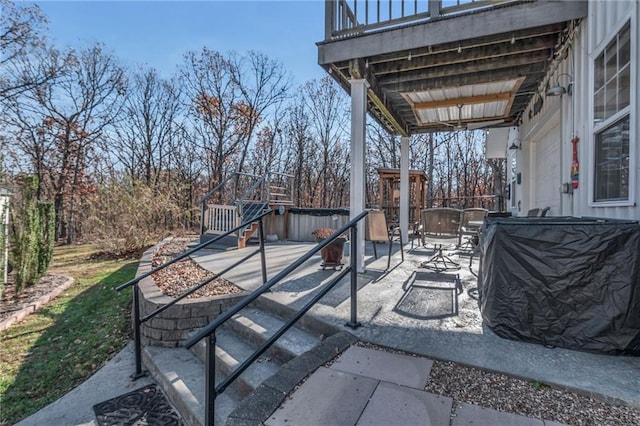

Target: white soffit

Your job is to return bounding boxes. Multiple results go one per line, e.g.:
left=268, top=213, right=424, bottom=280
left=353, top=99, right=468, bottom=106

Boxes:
left=402, top=78, right=524, bottom=126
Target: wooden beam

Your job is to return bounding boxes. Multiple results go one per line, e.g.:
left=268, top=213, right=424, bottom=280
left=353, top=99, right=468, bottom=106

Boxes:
left=369, top=24, right=565, bottom=65
left=379, top=50, right=549, bottom=86
left=349, top=58, right=410, bottom=137
left=390, top=65, right=544, bottom=93
left=412, top=92, right=514, bottom=110
left=372, top=35, right=557, bottom=76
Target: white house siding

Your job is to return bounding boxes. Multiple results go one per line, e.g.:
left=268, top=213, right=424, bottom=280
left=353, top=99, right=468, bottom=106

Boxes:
left=515, top=1, right=639, bottom=220
left=578, top=0, right=639, bottom=220
left=531, top=117, right=561, bottom=215
left=515, top=53, right=571, bottom=216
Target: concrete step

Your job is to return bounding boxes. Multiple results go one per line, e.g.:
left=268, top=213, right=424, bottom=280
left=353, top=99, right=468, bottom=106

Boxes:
left=225, top=306, right=322, bottom=363
left=143, top=345, right=241, bottom=426
left=143, top=297, right=334, bottom=425
left=190, top=327, right=282, bottom=398
left=251, top=294, right=341, bottom=339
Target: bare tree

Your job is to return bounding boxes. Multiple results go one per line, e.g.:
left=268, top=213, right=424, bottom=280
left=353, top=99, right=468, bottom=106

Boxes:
left=0, top=0, right=60, bottom=102
left=167, top=124, right=207, bottom=228
left=282, top=94, right=312, bottom=206
left=5, top=43, right=126, bottom=242
left=180, top=48, right=247, bottom=197
left=110, top=68, right=182, bottom=189
left=229, top=51, right=290, bottom=175
left=303, top=76, right=349, bottom=207
left=246, top=108, right=286, bottom=178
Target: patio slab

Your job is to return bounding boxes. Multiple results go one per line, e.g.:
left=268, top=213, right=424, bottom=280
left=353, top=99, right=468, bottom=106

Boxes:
left=192, top=241, right=640, bottom=408
left=264, top=366, right=378, bottom=426
left=357, top=381, right=452, bottom=426
left=329, top=345, right=433, bottom=389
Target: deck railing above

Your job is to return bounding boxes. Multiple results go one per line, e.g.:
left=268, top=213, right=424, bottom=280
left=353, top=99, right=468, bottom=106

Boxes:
left=325, top=0, right=517, bottom=39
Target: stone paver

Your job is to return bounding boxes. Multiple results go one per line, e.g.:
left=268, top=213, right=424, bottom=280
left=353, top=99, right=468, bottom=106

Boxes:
left=329, top=345, right=433, bottom=389
left=452, top=402, right=544, bottom=426
left=357, top=381, right=452, bottom=426
left=264, top=367, right=378, bottom=426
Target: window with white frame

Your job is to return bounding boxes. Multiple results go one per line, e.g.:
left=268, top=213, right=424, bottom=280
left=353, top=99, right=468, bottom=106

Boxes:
left=593, top=20, right=631, bottom=203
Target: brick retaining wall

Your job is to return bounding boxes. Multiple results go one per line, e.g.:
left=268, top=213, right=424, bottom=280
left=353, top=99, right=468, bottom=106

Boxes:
left=135, top=240, right=247, bottom=348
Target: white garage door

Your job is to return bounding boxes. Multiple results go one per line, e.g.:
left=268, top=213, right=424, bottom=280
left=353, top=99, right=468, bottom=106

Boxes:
left=532, top=121, right=561, bottom=215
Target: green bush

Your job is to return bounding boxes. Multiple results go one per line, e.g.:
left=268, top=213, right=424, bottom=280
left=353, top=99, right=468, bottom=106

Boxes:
left=0, top=221, right=6, bottom=296
left=9, top=176, right=55, bottom=293
left=37, top=202, right=55, bottom=276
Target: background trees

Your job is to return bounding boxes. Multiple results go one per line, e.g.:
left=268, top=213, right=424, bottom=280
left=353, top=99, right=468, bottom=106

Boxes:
left=1, top=0, right=505, bottom=264
left=0, top=0, right=57, bottom=102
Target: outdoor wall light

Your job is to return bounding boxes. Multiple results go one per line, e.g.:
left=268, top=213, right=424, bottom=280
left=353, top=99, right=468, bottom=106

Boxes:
left=546, top=73, right=573, bottom=97
left=508, top=138, right=522, bottom=150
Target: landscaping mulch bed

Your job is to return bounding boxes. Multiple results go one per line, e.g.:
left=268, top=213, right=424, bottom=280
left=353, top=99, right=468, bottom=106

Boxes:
left=151, top=236, right=242, bottom=298
left=0, top=274, right=70, bottom=324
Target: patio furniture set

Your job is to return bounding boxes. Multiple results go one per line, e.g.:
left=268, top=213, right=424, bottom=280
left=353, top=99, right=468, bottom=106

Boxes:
left=413, top=207, right=489, bottom=273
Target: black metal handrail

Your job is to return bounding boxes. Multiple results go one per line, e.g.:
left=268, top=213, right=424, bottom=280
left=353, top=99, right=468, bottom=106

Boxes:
left=117, top=208, right=273, bottom=378
left=183, top=210, right=369, bottom=426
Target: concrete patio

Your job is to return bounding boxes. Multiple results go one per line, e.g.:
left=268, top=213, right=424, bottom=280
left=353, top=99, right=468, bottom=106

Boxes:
left=192, top=240, right=640, bottom=408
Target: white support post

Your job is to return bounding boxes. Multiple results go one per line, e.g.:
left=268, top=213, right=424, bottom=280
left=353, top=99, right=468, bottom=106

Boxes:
left=350, top=78, right=368, bottom=272
left=400, top=136, right=410, bottom=243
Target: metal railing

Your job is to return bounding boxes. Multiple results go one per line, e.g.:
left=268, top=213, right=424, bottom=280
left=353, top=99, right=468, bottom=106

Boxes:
left=267, top=171, right=295, bottom=206
left=116, top=209, right=273, bottom=379
left=200, top=171, right=294, bottom=236
left=325, top=0, right=515, bottom=39
left=431, top=194, right=505, bottom=212
left=183, top=210, right=369, bottom=426
left=199, top=172, right=265, bottom=236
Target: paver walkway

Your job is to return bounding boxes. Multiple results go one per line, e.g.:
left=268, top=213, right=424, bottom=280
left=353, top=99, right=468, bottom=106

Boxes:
left=265, top=346, right=567, bottom=426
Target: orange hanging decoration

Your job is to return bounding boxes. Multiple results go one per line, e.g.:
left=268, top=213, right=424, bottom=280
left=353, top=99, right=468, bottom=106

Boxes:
left=571, top=136, right=580, bottom=189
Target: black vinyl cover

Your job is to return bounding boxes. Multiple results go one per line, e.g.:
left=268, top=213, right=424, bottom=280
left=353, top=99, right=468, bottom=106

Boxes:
left=478, top=217, right=640, bottom=355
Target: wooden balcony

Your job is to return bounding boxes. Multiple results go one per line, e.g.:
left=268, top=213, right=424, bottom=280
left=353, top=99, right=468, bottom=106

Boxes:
left=318, top=0, right=588, bottom=136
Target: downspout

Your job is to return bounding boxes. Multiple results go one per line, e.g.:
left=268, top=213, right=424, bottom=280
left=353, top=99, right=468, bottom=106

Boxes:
left=559, top=96, right=564, bottom=215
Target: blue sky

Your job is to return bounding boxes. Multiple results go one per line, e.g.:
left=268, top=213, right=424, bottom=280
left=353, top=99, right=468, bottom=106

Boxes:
left=35, top=1, right=328, bottom=84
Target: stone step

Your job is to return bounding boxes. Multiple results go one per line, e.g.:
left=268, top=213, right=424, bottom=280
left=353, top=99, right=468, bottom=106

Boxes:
left=190, top=327, right=282, bottom=398
left=225, top=306, right=322, bottom=363
left=143, top=345, right=241, bottom=426
left=251, top=294, right=341, bottom=339
left=143, top=297, right=334, bottom=425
